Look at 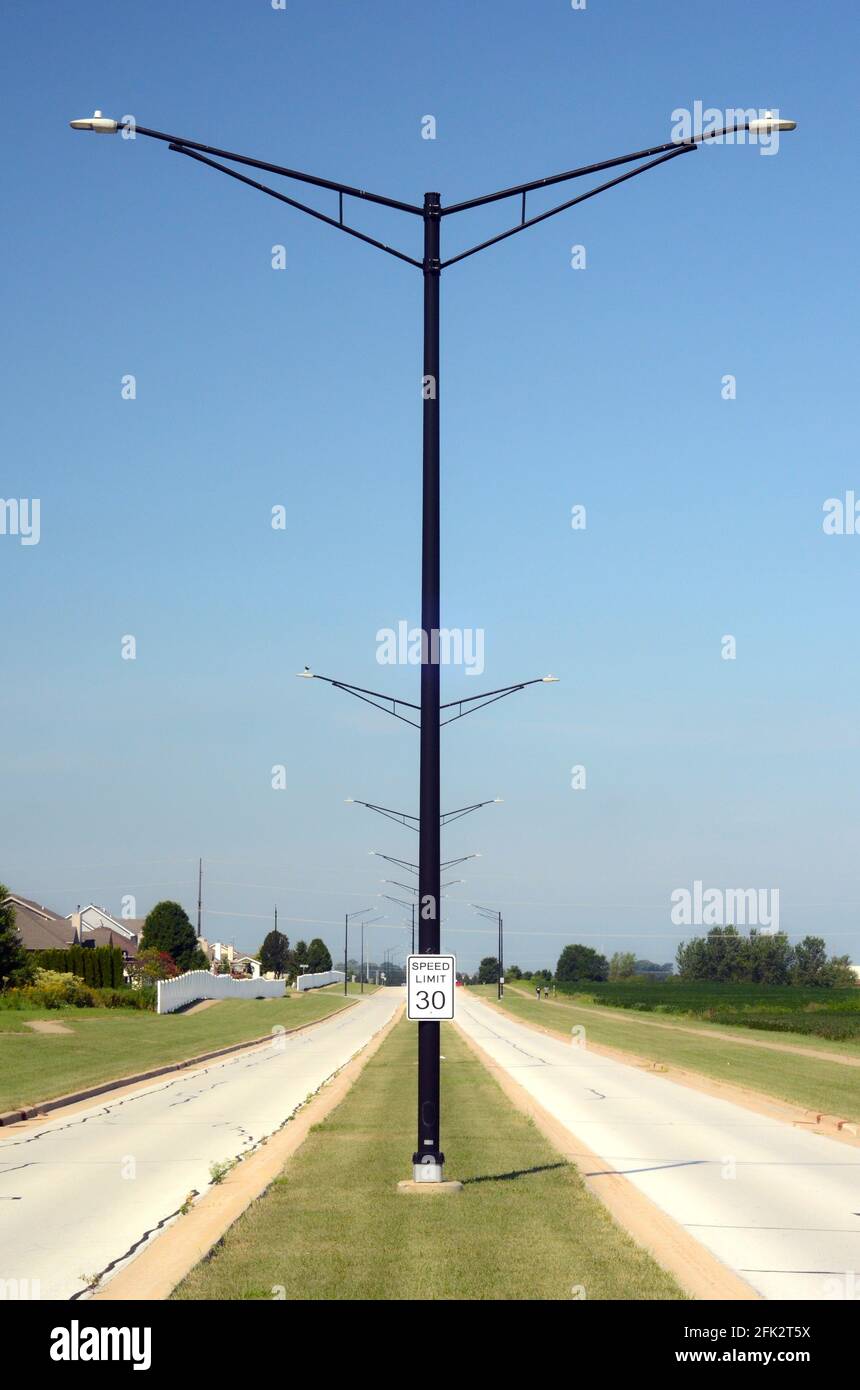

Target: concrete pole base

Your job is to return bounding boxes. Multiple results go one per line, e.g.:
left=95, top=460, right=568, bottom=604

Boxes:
left=397, top=1179, right=464, bottom=1195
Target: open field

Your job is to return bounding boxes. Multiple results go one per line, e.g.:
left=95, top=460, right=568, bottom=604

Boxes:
left=172, top=1016, right=686, bottom=1301
left=0, top=992, right=351, bottom=1113
left=476, top=987, right=860, bottom=1121
left=555, top=979, right=860, bottom=1041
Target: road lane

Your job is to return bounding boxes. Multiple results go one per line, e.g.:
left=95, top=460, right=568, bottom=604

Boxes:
left=0, top=989, right=399, bottom=1299
left=455, top=992, right=860, bottom=1301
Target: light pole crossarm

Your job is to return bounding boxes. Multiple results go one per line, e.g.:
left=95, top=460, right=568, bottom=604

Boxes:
left=298, top=670, right=421, bottom=728
left=348, top=799, right=420, bottom=831
left=350, top=796, right=500, bottom=830
left=440, top=145, right=694, bottom=269
left=440, top=675, right=558, bottom=726
left=132, top=123, right=424, bottom=215
left=169, top=144, right=423, bottom=269
left=439, top=115, right=790, bottom=217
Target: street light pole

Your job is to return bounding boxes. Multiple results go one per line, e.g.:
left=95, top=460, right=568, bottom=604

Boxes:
left=343, top=908, right=375, bottom=996
left=344, top=912, right=348, bottom=997
left=415, top=191, right=444, bottom=1181
left=70, top=107, right=795, bottom=1186
left=472, top=903, right=504, bottom=999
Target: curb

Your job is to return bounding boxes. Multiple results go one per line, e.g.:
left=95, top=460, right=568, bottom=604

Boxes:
left=0, top=996, right=359, bottom=1127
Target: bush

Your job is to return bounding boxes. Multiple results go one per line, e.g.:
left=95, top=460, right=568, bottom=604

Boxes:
left=0, top=971, right=157, bottom=1012
left=92, top=986, right=156, bottom=1011
left=31, top=945, right=125, bottom=989
left=17, top=969, right=97, bottom=1009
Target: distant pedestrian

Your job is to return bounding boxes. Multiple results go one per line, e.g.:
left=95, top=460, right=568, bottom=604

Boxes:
left=543, top=987, right=549, bottom=1000
left=535, top=984, right=541, bottom=1000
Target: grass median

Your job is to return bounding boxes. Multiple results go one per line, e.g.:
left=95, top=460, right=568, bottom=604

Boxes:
left=483, top=988, right=860, bottom=1121
left=0, top=991, right=351, bottom=1113
left=172, top=1016, right=686, bottom=1301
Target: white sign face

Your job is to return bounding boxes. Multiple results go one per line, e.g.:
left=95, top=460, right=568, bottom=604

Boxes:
left=407, top=954, right=456, bottom=1021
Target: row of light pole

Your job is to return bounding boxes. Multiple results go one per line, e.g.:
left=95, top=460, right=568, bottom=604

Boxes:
left=72, top=105, right=795, bottom=1183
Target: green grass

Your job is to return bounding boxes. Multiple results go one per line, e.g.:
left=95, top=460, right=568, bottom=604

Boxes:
left=315, top=981, right=380, bottom=996
left=0, top=992, right=352, bottom=1113
left=172, top=1018, right=686, bottom=1301
left=477, top=988, right=860, bottom=1120
left=509, top=986, right=860, bottom=1058
left=554, top=979, right=860, bottom=1041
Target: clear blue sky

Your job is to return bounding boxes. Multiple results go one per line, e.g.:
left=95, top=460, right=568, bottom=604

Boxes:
left=3, top=0, right=859, bottom=973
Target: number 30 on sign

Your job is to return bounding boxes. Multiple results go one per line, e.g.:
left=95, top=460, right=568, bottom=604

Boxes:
left=406, top=955, right=456, bottom=1020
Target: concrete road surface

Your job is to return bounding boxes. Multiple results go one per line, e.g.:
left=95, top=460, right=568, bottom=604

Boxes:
left=0, top=989, right=399, bottom=1300
left=456, top=993, right=860, bottom=1301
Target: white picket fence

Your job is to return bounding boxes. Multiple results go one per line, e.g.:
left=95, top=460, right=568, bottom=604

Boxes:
left=294, top=969, right=345, bottom=993
left=156, top=970, right=285, bottom=1015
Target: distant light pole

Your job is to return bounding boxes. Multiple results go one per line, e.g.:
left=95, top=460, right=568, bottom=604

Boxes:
left=72, top=107, right=795, bottom=1182
left=473, top=904, right=504, bottom=999
left=381, top=894, right=416, bottom=953
left=343, top=908, right=376, bottom=996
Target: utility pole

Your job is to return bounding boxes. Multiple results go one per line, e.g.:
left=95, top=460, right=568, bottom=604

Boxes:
left=197, top=857, right=203, bottom=938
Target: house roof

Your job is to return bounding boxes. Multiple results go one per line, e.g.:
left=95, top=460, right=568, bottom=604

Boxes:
left=82, top=926, right=139, bottom=956
left=71, top=905, right=140, bottom=941
left=3, top=895, right=75, bottom=951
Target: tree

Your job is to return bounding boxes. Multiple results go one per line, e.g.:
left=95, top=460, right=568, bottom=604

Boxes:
left=823, top=954, right=856, bottom=988
left=129, top=948, right=180, bottom=984
left=676, top=925, right=746, bottom=982
left=634, top=959, right=674, bottom=978
left=506, top=964, right=522, bottom=980
left=555, top=944, right=609, bottom=984
left=0, top=887, right=33, bottom=989
left=478, top=956, right=500, bottom=984
left=140, top=901, right=200, bottom=971
left=792, top=936, right=829, bottom=986
left=609, top=951, right=636, bottom=980
left=293, top=940, right=309, bottom=971
left=260, top=928, right=291, bottom=978
left=675, top=926, right=843, bottom=986
left=306, top=937, right=332, bottom=973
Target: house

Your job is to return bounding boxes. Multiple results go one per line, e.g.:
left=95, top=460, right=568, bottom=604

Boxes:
left=2, top=893, right=74, bottom=951
left=66, top=905, right=141, bottom=960
left=202, top=939, right=261, bottom=979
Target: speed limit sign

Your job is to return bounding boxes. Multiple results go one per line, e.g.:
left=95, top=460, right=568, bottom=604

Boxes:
left=406, top=954, right=456, bottom=1020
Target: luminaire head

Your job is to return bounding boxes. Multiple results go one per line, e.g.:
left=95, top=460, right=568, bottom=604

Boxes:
left=69, top=110, right=119, bottom=134
left=746, top=111, right=797, bottom=134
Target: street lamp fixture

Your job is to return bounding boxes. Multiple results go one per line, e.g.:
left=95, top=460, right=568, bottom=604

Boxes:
left=69, top=111, right=118, bottom=133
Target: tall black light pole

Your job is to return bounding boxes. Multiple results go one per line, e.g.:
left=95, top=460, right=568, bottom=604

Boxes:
left=71, top=107, right=795, bottom=1183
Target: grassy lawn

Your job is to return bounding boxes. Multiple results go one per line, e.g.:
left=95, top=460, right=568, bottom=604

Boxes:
left=315, top=982, right=380, bottom=996
left=0, top=992, right=351, bottom=1113
left=505, top=985, right=860, bottom=1057
left=476, top=988, right=860, bottom=1121
left=173, top=1017, right=686, bottom=1301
